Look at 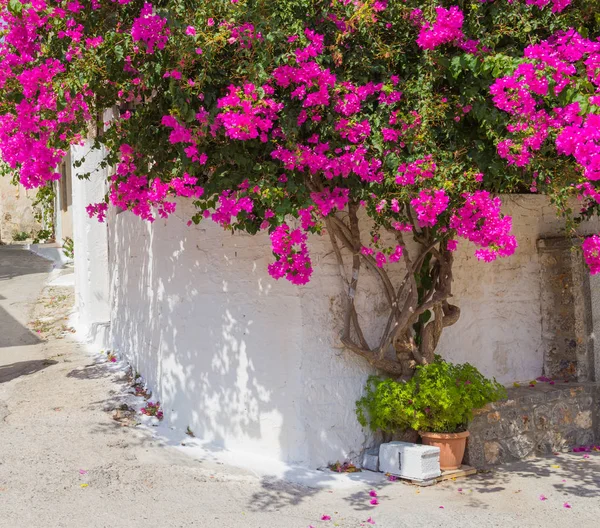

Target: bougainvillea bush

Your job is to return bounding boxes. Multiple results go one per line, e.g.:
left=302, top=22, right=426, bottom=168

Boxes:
left=0, top=0, right=599, bottom=377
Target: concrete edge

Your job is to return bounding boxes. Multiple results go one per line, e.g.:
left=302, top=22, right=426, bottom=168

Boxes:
left=26, top=243, right=73, bottom=268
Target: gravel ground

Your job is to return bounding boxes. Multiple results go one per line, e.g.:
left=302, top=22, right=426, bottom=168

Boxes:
left=1, top=245, right=599, bottom=528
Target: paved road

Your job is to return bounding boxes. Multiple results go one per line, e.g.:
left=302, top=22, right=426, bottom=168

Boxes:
left=0, top=245, right=599, bottom=527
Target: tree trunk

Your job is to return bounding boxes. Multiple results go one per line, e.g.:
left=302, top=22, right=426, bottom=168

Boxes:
left=324, top=200, right=461, bottom=378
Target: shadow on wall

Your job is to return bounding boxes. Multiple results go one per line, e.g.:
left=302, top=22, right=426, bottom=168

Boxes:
left=109, top=208, right=314, bottom=464
left=107, top=193, right=386, bottom=468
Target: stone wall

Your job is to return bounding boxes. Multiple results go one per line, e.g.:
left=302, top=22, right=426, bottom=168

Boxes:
left=537, top=238, right=595, bottom=381
left=0, top=176, right=41, bottom=243
left=466, top=383, right=600, bottom=467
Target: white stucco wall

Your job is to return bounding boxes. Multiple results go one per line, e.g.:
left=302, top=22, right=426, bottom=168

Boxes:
left=108, top=200, right=378, bottom=466
left=438, top=195, right=598, bottom=383
left=105, top=194, right=598, bottom=468
left=71, top=143, right=110, bottom=346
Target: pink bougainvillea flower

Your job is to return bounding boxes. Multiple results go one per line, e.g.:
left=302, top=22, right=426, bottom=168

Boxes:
left=361, top=246, right=374, bottom=256
left=131, top=3, right=170, bottom=54
left=267, top=224, right=313, bottom=285
left=370, top=498, right=379, bottom=505
left=366, top=518, right=375, bottom=525
left=583, top=236, right=600, bottom=274
left=416, top=6, right=464, bottom=50
left=321, top=514, right=331, bottom=520
left=369, top=490, right=377, bottom=497
left=563, top=502, right=572, bottom=509
left=450, top=191, right=516, bottom=262
left=539, top=494, right=548, bottom=501
left=439, top=506, right=445, bottom=509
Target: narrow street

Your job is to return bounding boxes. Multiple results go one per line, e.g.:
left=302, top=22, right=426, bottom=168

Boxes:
left=0, top=246, right=599, bottom=528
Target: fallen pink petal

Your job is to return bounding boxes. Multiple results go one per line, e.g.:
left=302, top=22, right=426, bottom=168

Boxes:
left=369, top=490, right=377, bottom=498
left=321, top=515, right=331, bottom=521
left=370, top=498, right=379, bottom=505
left=564, top=503, right=572, bottom=509
left=366, top=518, right=375, bottom=525
left=539, top=495, right=547, bottom=501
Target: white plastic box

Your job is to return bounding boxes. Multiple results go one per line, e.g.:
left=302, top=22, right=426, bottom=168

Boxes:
left=379, top=441, right=441, bottom=481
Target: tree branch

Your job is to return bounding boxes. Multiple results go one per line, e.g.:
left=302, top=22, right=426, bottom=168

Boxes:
left=326, top=218, right=370, bottom=351
left=341, top=336, right=405, bottom=376
left=330, top=214, right=396, bottom=306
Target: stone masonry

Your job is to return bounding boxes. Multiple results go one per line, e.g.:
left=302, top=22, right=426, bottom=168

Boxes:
left=466, top=382, right=600, bottom=467
left=0, top=176, right=41, bottom=242
left=537, top=238, right=595, bottom=381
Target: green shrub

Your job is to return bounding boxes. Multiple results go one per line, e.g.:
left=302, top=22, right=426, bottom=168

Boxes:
left=62, top=237, right=74, bottom=259
left=356, top=361, right=506, bottom=434
left=32, top=229, right=53, bottom=244
left=12, top=231, right=30, bottom=242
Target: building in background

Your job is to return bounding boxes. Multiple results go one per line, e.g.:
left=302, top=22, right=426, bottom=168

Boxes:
left=0, top=174, right=42, bottom=243
left=55, top=152, right=74, bottom=245
left=1, top=155, right=73, bottom=268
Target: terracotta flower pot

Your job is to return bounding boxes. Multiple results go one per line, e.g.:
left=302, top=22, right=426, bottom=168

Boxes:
left=420, top=431, right=470, bottom=470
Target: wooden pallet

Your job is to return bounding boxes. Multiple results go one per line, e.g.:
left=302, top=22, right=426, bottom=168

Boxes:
left=402, top=465, right=477, bottom=487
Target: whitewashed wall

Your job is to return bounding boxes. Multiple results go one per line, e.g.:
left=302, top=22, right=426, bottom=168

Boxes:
left=71, top=143, right=111, bottom=346
left=108, top=200, right=377, bottom=466
left=438, top=195, right=598, bottom=382
left=107, top=194, right=597, bottom=468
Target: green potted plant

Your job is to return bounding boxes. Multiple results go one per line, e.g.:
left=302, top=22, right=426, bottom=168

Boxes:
left=357, top=361, right=506, bottom=470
